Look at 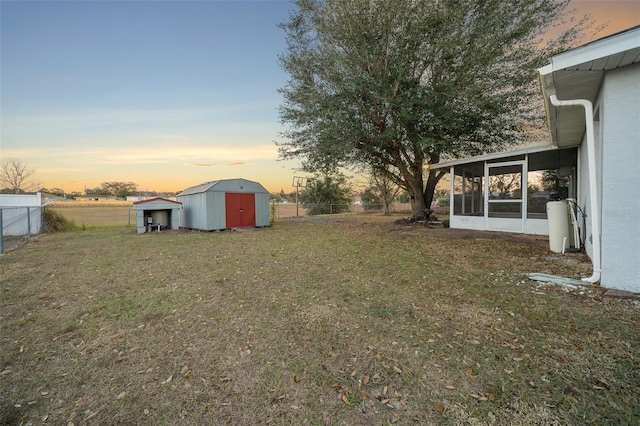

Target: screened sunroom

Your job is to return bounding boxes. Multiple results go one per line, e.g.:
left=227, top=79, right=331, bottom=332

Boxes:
left=432, top=145, right=577, bottom=235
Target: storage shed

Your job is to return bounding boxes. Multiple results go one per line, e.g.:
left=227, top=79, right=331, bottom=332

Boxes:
left=177, top=178, right=271, bottom=231
left=132, top=197, right=182, bottom=234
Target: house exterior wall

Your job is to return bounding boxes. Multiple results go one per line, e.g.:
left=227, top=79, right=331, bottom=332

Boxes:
left=577, top=129, right=594, bottom=262
left=599, top=63, right=640, bottom=292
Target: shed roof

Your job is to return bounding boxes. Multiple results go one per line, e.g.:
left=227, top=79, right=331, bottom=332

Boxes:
left=178, top=178, right=269, bottom=196
left=538, top=25, right=640, bottom=148
left=132, top=197, right=182, bottom=206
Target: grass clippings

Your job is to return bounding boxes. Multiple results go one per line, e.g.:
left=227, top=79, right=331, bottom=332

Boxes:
left=1, top=215, right=638, bottom=425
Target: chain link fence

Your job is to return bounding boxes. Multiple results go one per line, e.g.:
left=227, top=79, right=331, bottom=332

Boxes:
left=274, top=202, right=414, bottom=218
left=0, top=205, right=44, bottom=254
left=47, top=204, right=134, bottom=228
left=1, top=201, right=443, bottom=253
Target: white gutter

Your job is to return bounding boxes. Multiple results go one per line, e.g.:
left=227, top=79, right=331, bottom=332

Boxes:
left=549, top=95, right=601, bottom=283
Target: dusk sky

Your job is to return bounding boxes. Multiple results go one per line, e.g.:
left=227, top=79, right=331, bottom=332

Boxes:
left=1, top=0, right=639, bottom=194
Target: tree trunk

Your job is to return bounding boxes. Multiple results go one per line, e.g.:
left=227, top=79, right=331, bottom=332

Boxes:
left=383, top=199, right=391, bottom=215
left=408, top=177, right=428, bottom=220
left=423, top=170, right=446, bottom=216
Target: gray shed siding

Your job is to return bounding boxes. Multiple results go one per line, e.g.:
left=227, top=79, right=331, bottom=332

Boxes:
left=180, top=192, right=209, bottom=230
left=177, top=178, right=270, bottom=231
left=255, top=192, right=271, bottom=227
left=208, top=191, right=227, bottom=230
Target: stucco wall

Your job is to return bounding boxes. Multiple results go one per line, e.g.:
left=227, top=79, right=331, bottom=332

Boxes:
left=599, top=63, right=640, bottom=292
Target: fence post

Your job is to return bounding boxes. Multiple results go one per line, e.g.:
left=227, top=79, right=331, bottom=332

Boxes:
left=128, top=207, right=131, bottom=228
left=27, top=207, right=31, bottom=237
left=0, top=209, right=4, bottom=255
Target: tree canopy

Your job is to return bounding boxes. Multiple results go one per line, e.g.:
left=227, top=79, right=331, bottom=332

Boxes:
left=100, top=181, right=138, bottom=198
left=0, top=158, right=38, bottom=194
left=277, top=0, right=587, bottom=218
left=299, top=172, right=353, bottom=215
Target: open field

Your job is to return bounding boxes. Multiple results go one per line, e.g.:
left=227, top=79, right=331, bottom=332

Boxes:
left=48, top=205, right=133, bottom=228
left=1, top=215, right=638, bottom=425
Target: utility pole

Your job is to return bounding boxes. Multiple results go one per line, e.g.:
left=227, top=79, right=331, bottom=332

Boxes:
left=292, top=176, right=307, bottom=217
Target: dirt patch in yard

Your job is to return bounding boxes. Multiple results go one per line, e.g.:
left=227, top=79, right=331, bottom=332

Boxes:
left=392, top=224, right=550, bottom=247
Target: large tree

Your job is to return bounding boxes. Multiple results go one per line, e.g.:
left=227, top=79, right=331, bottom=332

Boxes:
left=277, top=0, right=587, bottom=219
left=300, top=172, right=353, bottom=215
left=0, top=158, right=38, bottom=193
left=100, top=181, right=138, bottom=198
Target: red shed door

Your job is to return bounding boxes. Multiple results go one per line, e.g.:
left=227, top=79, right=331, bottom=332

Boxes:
left=225, top=193, right=256, bottom=228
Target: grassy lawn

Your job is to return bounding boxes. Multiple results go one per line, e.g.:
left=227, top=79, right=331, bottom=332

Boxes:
left=1, top=215, right=638, bottom=425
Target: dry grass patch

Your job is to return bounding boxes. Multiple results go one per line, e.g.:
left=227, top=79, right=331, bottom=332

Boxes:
left=1, top=215, right=638, bottom=425
left=48, top=205, right=132, bottom=228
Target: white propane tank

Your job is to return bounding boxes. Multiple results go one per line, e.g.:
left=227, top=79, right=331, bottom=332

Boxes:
left=152, top=211, right=169, bottom=228
left=547, top=201, right=570, bottom=253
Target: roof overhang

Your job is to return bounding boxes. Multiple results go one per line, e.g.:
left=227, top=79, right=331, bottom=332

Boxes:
left=538, top=25, right=640, bottom=148
left=432, top=144, right=560, bottom=170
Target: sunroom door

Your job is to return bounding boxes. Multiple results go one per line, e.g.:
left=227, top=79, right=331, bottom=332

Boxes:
left=485, top=160, right=526, bottom=232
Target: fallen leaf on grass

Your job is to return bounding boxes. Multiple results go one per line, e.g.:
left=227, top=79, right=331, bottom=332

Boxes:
left=85, top=410, right=100, bottom=421
left=116, top=392, right=126, bottom=400
left=436, top=403, right=444, bottom=414
left=293, top=374, right=301, bottom=383
left=342, top=395, right=350, bottom=404
left=470, top=393, right=488, bottom=401
left=393, top=366, right=402, bottom=374
left=445, top=385, right=455, bottom=390
left=362, top=375, right=370, bottom=385
left=593, top=380, right=610, bottom=390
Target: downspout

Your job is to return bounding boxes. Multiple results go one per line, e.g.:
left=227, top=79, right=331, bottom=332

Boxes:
left=549, top=95, right=601, bottom=283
